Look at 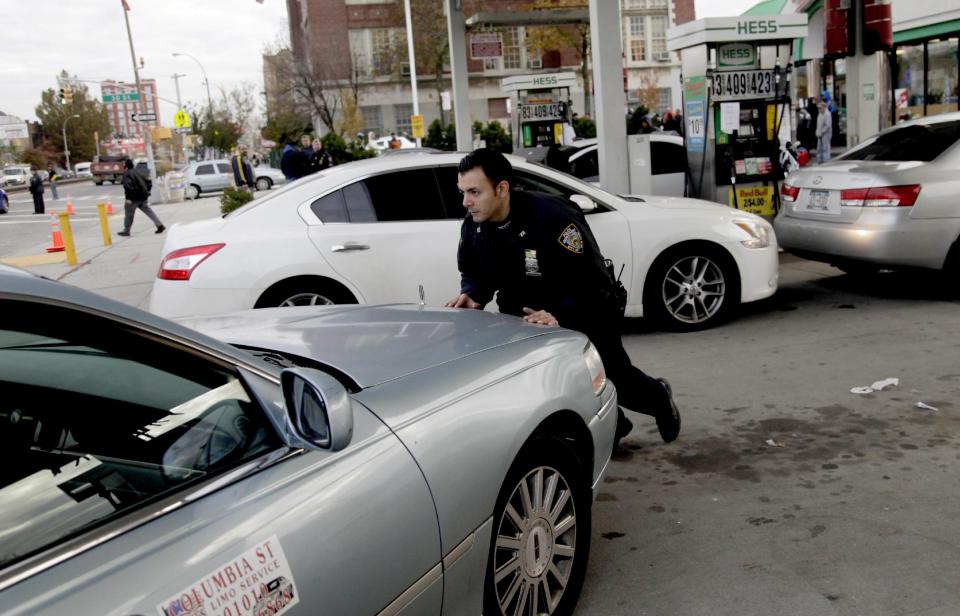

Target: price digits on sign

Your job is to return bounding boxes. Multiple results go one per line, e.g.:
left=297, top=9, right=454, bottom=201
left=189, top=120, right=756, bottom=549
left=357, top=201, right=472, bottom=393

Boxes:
left=713, top=71, right=775, bottom=98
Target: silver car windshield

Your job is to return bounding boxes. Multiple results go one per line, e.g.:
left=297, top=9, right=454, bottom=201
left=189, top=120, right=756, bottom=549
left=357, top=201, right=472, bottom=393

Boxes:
left=0, top=302, right=280, bottom=570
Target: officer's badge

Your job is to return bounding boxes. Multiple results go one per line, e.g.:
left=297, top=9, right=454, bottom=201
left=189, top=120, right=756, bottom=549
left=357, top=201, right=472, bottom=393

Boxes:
left=524, top=249, right=541, bottom=277
left=558, top=224, right=584, bottom=254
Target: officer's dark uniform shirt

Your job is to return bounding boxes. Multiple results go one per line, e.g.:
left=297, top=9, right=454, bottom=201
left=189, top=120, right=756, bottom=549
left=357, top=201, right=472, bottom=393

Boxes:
left=457, top=189, right=615, bottom=333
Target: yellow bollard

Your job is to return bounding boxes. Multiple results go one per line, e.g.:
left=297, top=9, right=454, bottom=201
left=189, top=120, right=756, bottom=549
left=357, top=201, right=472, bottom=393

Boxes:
left=58, top=212, right=78, bottom=266
left=97, top=202, right=112, bottom=247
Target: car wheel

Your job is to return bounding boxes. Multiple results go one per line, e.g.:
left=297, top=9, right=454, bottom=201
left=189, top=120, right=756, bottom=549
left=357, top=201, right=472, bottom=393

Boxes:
left=255, top=280, right=357, bottom=308
left=644, top=244, right=740, bottom=332
left=255, top=177, right=272, bottom=191
left=185, top=184, right=200, bottom=200
left=484, top=438, right=590, bottom=616
left=95, top=180, right=103, bottom=186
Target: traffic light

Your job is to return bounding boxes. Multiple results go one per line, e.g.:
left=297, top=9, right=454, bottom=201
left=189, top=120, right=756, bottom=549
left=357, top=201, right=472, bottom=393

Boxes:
left=58, top=88, right=66, bottom=105
left=63, top=87, right=73, bottom=104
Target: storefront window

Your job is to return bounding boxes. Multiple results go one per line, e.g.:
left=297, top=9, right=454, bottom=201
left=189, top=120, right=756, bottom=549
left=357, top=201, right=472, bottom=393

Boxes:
left=896, top=44, right=925, bottom=120
left=927, top=38, right=959, bottom=116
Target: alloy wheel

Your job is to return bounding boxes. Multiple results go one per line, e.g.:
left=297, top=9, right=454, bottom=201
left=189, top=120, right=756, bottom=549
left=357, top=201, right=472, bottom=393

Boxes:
left=661, top=255, right=726, bottom=324
left=279, top=292, right=335, bottom=307
left=492, top=465, right=577, bottom=616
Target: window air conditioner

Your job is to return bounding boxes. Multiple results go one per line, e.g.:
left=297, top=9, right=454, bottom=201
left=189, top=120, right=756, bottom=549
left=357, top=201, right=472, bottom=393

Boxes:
left=527, top=57, right=542, bottom=70
left=655, top=51, right=671, bottom=62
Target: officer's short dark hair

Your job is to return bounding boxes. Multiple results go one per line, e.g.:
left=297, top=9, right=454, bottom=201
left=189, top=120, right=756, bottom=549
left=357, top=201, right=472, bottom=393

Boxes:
left=458, top=148, right=514, bottom=191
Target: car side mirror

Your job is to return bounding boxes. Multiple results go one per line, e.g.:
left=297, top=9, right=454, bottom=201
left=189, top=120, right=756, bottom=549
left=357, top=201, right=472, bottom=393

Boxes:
left=570, top=194, right=597, bottom=212
left=280, top=368, right=353, bottom=451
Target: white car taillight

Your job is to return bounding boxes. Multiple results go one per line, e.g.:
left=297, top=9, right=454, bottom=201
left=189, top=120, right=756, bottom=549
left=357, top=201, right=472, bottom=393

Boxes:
left=157, top=243, right=225, bottom=280
left=583, top=342, right=606, bottom=396
left=840, top=185, right=921, bottom=207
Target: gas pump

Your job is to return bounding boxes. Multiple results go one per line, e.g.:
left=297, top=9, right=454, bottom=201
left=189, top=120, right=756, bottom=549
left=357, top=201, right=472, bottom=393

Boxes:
left=667, top=15, right=808, bottom=220
left=501, top=72, right=578, bottom=157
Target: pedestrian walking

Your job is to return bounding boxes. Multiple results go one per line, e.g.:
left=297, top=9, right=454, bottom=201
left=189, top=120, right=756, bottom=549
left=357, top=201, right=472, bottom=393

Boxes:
left=306, top=138, right=333, bottom=174
left=118, top=159, right=164, bottom=237
left=29, top=169, right=45, bottom=214
left=47, top=164, right=59, bottom=200
left=445, top=149, right=681, bottom=447
left=231, top=144, right=256, bottom=190
left=815, top=100, right=833, bottom=163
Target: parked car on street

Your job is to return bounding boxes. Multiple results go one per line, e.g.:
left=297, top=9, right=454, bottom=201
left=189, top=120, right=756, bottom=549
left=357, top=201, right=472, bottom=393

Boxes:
left=152, top=151, right=778, bottom=331
left=183, top=159, right=286, bottom=199
left=1, top=165, right=31, bottom=188
left=0, top=264, right=616, bottom=616
left=74, top=161, right=93, bottom=178
left=775, top=112, right=960, bottom=274
left=536, top=136, right=687, bottom=197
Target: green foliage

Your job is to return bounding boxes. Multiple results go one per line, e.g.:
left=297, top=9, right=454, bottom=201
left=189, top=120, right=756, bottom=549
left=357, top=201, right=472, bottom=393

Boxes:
left=627, top=105, right=651, bottom=135
left=424, top=119, right=457, bottom=151
left=261, top=109, right=312, bottom=147
left=471, top=120, right=512, bottom=153
left=573, top=116, right=596, bottom=139
left=34, top=73, right=112, bottom=165
left=18, top=148, right=51, bottom=170
left=198, top=114, right=243, bottom=153
left=320, top=132, right=376, bottom=165
left=219, top=186, right=255, bottom=215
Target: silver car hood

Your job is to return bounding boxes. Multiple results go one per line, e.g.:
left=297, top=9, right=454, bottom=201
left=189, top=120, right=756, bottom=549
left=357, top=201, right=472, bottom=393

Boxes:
left=179, top=304, right=554, bottom=389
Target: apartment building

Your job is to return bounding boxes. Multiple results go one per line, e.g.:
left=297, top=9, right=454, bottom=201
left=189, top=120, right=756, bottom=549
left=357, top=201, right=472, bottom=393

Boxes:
left=282, top=0, right=693, bottom=138
left=100, top=79, right=160, bottom=139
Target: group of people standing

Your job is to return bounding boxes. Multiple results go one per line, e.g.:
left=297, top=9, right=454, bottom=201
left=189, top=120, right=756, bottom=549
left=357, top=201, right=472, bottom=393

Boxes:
left=279, top=134, right=334, bottom=182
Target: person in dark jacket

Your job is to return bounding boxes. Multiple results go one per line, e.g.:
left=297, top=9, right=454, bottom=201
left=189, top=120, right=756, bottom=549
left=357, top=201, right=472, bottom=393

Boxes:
left=445, top=149, right=681, bottom=446
left=118, top=159, right=163, bottom=236
left=29, top=169, right=45, bottom=214
left=280, top=142, right=308, bottom=182
left=231, top=144, right=256, bottom=190
left=306, top=137, right=333, bottom=174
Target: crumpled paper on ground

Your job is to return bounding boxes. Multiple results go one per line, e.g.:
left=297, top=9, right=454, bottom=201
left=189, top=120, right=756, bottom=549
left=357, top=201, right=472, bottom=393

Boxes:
left=850, top=377, right=899, bottom=394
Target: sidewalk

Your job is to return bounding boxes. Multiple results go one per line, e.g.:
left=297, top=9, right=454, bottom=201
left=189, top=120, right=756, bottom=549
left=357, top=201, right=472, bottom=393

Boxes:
left=2, top=196, right=223, bottom=310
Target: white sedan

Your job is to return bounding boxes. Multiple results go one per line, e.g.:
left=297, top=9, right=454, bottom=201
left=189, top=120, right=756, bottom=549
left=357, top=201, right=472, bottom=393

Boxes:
left=151, top=152, right=779, bottom=331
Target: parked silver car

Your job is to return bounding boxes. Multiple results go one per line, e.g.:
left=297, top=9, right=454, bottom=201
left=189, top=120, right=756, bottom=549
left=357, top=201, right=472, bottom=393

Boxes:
left=184, top=159, right=286, bottom=199
left=0, top=265, right=616, bottom=615
left=775, top=112, right=960, bottom=274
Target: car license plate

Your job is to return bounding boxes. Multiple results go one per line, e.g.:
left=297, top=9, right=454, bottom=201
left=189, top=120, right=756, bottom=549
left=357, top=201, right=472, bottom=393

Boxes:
left=806, top=189, right=831, bottom=212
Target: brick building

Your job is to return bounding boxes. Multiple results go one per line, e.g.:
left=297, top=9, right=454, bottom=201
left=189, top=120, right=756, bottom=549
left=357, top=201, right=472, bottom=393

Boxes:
left=100, top=79, right=160, bottom=139
left=281, top=0, right=694, bottom=138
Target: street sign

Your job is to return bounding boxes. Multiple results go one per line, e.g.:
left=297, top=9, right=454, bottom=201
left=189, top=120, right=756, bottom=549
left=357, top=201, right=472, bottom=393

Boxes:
left=102, top=92, right=140, bottom=103
left=173, top=108, right=191, bottom=129
left=470, top=33, right=503, bottom=59
left=131, top=112, right=157, bottom=123
left=410, top=114, right=425, bottom=139
left=174, top=127, right=191, bottom=134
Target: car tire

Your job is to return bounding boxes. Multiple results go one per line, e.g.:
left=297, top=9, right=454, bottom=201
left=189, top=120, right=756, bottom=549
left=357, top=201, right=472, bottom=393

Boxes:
left=185, top=184, right=200, bottom=200
left=644, top=243, right=740, bottom=332
left=255, top=177, right=272, bottom=191
left=255, top=279, right=357, bottom=308
left=483, top=438, right=591, bottom=616
left=836, top=262, right=881, bottom=276
left=95, top=180, right=103, bottom=186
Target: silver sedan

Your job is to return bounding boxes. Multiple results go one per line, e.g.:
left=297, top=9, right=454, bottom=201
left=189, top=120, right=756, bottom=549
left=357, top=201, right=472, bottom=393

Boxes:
left=774, top=112, right=960, bottom=274
left=0, top=265, right=616, bottom=616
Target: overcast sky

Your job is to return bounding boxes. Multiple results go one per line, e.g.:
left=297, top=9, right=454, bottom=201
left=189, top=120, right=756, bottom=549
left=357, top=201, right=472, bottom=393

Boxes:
left=0, top=0, right=288, bottom=124
left=1, top=0, right=757, bottom=125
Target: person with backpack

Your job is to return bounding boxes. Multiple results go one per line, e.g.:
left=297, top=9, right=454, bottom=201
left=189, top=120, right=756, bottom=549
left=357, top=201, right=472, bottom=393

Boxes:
left=118, top=159, right=164, bottom=237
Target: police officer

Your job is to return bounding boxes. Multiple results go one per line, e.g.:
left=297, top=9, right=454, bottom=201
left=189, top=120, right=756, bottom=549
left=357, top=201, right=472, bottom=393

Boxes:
left=445, top=149, right=681, bottom=445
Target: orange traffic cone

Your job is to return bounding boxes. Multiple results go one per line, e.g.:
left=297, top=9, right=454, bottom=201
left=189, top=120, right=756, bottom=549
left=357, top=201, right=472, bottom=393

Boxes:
left=66, top=198, right=75, bottom=215
left=106, top=200, right=114, bottom=215
left=46, top=215, right=65, bottom=253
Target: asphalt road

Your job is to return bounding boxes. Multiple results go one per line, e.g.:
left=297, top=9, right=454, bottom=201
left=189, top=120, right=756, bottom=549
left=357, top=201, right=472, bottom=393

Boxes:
left=0, top=180, right=126, bottom=258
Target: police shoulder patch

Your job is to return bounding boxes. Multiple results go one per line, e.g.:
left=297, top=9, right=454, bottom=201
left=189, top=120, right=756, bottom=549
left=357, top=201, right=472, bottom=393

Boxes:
left=558, top=223, right=584, bottom=254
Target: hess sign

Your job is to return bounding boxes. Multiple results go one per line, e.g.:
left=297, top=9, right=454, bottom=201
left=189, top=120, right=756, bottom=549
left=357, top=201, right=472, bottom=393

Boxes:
left=717, top=43, right=757, bottom=70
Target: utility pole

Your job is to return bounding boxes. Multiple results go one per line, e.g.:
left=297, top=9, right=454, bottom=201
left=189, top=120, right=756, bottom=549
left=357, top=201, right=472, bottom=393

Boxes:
left=403, top=0, right=421, bottom=147
left=122, top=3, right=156, bottom=180
left=172, top=72, right=187, bottom=163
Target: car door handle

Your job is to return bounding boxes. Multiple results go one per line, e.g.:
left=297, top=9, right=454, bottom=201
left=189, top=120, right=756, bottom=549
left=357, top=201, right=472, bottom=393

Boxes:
left=331, top=243, right=370, bottom=252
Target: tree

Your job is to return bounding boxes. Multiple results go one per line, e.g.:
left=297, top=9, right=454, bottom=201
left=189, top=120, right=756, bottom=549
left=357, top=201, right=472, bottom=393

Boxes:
left=386, top=0, right=452, bottom=125
left=261, top=108, right=312, bottom=147
left=522, top=1, right=592, bottom=116
left=472, top=120, right=512, bottom=153
left=424, top=119, right=457, bottom=151
left=34, top=71, right=111, bottom=166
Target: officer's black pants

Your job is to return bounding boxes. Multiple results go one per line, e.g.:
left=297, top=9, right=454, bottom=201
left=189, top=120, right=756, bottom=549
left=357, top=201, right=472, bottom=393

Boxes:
left=32, top=193, right=44, bottom=214
left=581, top=322, right=670, bottom=419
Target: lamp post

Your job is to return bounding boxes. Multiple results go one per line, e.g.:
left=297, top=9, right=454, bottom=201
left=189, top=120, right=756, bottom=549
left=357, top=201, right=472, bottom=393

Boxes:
left=62, top=114, right=80, bottom=174
left=172, top=52, right=213, bottom=114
